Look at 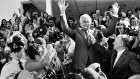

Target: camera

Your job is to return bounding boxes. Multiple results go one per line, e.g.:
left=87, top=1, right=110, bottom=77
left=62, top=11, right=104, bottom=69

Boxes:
left=45, top=69, right=56, bottom=79
left=106, top=11, right=110, bottom=15
left=49, top=31, right=63, bottom=43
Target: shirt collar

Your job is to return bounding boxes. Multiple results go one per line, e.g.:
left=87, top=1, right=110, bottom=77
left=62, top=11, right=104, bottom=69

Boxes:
left=117, top=49, right=126, bottom=56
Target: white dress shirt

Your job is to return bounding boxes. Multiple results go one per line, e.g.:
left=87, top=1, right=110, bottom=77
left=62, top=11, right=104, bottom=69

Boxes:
left=66, top=39, right=75, bottom=54
left=113, top=49, right=126, bottom=67
left=0, top=59, right=21, bottom=79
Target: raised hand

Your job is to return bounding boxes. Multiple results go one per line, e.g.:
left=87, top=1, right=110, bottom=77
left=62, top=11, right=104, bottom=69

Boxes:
left=58, top=0, right=69, bottom=14
left=111, top=2, right=120, bottom=17
left=19, top=8, right=24, bottom=16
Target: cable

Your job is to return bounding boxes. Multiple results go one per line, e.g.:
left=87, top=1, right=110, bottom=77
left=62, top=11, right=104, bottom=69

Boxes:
left=96, top=0, right=97, bottom=9
left=74, top=0, right=80, bottom=16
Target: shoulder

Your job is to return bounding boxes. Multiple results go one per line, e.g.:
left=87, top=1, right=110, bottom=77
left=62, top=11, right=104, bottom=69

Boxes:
left=1, top=62, right=11, bottom=70
left=127, top=51, right=137, bottom=59
left=2, top=60, right=19, bottom=70
left=0, top=61, right=16, bottom=78
left=4, top=61, right=14, bottom=66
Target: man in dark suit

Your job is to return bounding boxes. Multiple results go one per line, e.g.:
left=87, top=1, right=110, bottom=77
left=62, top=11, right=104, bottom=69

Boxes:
left=58, top=0, right=119, bottom=73
left=110, top=34, right=140, bottom=79
left=93, top=34, right=140, bottom=79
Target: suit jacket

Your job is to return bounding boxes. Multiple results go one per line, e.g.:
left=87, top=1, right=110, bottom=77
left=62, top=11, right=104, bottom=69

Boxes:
left=94, top=43, right=140, bottom=79
left=60, top=16, right=118, bottom=70
left=110, top=50, right=140, bottom=79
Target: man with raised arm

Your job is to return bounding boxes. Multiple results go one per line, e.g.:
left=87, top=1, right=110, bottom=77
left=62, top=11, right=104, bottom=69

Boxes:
left=58, top=0, right=119, bottom=73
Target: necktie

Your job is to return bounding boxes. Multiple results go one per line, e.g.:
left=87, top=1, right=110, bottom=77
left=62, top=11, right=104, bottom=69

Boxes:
left=84, top=31, right=88, bottom=39
left=113, top=51, right=117, bottom=67
left=19, top=61, right=24, bottom=70
left=85, top=31, right=92, bottom=45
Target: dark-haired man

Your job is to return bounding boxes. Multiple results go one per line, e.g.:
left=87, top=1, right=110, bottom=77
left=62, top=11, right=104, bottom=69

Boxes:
left=67, top=17, right=78, bottom=30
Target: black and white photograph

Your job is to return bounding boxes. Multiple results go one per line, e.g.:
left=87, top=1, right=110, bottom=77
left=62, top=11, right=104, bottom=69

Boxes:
left=0, top=0, right=140, bottom=79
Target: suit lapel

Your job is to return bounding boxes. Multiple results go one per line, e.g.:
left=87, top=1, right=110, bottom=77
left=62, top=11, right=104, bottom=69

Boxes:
left=113, top=50, right=129, bottom=69
left=78, top=30, right=88, bottom=42
left=110, top=50, right=117, bottom=71
left=78, top=30, right=92, bottom=46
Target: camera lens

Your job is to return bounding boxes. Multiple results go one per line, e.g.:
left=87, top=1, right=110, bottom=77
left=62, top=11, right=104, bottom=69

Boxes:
left=45, top=69, right=56, bottom=79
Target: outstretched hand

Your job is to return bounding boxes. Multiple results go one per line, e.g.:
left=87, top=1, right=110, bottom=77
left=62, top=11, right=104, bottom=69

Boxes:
left=111, top=2, right=120, bottom=17
left=58, top=0, right=69, bottom=14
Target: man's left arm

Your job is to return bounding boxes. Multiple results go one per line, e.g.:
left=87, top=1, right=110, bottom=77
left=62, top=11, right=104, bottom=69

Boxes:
left=103, top=17, right=118, bottom=37
left=103, top=2, right=119, bottom=37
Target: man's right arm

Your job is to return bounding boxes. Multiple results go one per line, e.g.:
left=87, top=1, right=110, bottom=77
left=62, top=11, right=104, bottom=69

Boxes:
left=24, top=55, right=50, bottom=72
left=60, top=15, right=76, bottom=39
left=92, top=42, right=111, bottom=57
left=58, top=0, right=76, bottom=40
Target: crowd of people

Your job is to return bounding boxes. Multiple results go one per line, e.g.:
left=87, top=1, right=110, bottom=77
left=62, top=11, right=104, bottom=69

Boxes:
left=0, top=0, right=140, bottom=79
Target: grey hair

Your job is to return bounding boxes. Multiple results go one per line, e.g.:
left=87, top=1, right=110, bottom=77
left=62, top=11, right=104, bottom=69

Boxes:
left=79, top=14, right=92, bottom=24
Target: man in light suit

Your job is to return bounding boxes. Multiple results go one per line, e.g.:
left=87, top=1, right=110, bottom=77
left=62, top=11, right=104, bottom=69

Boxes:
left=93, top=34, right=140, bottom=79
left=58, top=0, right=119, bottom=73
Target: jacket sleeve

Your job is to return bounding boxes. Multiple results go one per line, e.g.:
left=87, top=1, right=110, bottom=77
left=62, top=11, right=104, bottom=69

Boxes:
left=92, top=42, right=111, bottom=58
left=60, top=16, right=76, bottom=40
left=103, top=16, right=119, bottom=37
left=24, top=55, right=50, bottom=72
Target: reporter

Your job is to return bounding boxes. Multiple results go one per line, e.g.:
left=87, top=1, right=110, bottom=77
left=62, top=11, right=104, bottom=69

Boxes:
left=24, top=45, right=50, bottom=79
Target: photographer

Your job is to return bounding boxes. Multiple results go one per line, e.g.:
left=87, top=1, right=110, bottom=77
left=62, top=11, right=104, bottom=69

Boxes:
left=48, top=17, right=63, bottom=43
left=24, top=37, right=61, bottom=79
left=23, top=38, right=54, bottom=79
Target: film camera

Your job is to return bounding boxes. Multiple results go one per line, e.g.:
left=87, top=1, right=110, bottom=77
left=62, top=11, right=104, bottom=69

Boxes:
left=45, top=69, right=56, bottom=79
left=49, top=30, right=63, bottom=43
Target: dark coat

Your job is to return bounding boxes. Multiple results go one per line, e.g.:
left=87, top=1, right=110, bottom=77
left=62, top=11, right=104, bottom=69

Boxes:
left=94, top=43, right=140, bottom=79
left=60, top=16, right=118, bottom=70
